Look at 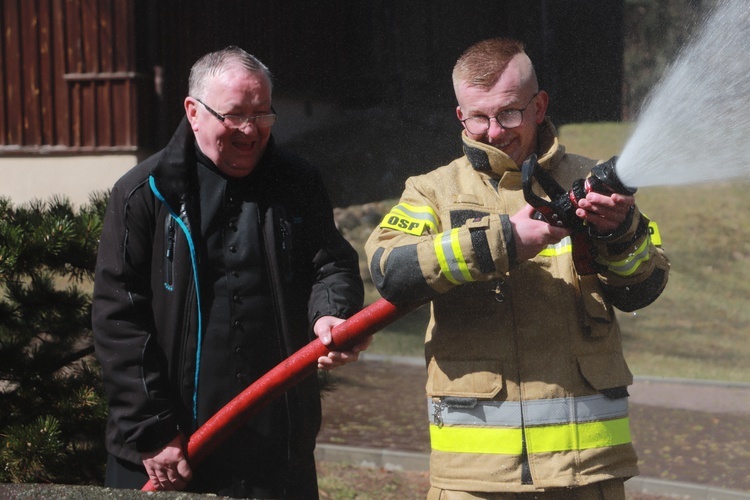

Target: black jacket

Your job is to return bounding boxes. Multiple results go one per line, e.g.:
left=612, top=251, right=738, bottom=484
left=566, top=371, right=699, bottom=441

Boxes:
left=92, top=118, right=364, bottom=466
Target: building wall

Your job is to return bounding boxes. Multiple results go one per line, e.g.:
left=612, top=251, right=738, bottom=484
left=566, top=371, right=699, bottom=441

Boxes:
left=0, top=154, right=141, bottom=206
left=0, top=0, right=145, bottom=152
left=1, top=0, right=624, bottom=207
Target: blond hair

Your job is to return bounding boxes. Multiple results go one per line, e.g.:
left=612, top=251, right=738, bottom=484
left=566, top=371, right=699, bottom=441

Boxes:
left=452, top=38, right=529, bottom=91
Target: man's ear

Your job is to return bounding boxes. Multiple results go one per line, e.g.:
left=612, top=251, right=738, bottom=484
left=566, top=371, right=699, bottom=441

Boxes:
left=184, top=97, right=199, bottom=130
left=534, top=91, right=549, bottom=125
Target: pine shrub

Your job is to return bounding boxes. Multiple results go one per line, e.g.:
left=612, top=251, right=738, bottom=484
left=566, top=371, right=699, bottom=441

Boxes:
left=0, top=193, right=108, bottom=484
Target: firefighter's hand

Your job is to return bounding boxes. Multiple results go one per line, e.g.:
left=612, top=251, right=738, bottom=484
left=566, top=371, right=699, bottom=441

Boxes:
left=575, top=191, right=635, bottom=234
left=142, top=434, right=192, bottom=491
left=510, top=204, right=571, bottom=263
left=314, top=316, right=372, bottom=370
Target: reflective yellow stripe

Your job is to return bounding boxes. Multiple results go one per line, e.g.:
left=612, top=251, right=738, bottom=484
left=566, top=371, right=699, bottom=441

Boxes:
left=599, top=236, right=650, bottom=277
left=434, top=229, right=473, bottom=285
left=537, top=236, right=572, bottom=257
left=434, top=232, right=459, bottom=285
left=430, top=417, right=631, bottom=455
left=526, top=418, right=632, bottom=453
left=430, top=424, right=524, bottom=455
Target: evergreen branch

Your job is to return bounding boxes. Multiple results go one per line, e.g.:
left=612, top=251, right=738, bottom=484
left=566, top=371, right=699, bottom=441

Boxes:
left=41, top=344, right=96, bottom=375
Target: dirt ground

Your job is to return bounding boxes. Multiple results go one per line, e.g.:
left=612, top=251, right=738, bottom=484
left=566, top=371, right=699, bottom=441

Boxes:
left=317, top=358, right=750, bottom=498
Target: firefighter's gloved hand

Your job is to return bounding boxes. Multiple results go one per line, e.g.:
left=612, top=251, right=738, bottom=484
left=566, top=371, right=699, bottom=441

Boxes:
left=575, top=191, right=635, bottom=235
left=142, top=433, right=192, bottom=491
left=314, top=316, right=372, bottom=370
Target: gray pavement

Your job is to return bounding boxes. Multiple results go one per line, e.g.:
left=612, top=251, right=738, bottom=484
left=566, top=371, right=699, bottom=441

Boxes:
left=630, top=376, right=750, bottom=415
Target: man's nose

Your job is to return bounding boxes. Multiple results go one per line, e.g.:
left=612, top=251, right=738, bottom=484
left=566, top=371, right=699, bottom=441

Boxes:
left=487, top=118, right=506, bottom=139
left=237, top=120, right=258, bottom=134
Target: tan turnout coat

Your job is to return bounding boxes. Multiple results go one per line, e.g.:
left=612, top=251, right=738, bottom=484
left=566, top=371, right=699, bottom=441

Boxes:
left=365, top=120, right=669, bottom=493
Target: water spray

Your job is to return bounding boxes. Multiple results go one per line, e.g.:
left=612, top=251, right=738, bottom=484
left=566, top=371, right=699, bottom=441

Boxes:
left=616, top=0, right=750, bottom=188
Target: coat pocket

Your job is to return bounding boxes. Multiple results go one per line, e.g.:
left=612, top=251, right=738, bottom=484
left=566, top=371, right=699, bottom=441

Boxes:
left=426, top=358, right=504, bottom=399
left=579, top=274, right=615, bottom=338
left=577, top=352, right=633, bottom=393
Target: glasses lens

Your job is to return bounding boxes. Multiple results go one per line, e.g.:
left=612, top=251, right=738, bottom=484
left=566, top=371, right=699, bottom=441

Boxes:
left=222, top=114, right=277, bottom=129
left=222, top=116, right=245, bottom=129
left=498, top=110, right=523, bottom=129
left=463, top=116, right=489, bottom=134
left=255, top=114, right=277, bottom=128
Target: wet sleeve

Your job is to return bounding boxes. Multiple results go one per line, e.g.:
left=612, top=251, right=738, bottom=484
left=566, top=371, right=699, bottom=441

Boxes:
left=591, top=205, right=670, bottom=311
left=365, top=177, right=516, bottom=305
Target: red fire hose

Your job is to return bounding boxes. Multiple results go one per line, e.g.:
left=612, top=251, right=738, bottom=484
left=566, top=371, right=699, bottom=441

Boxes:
left=142, top=298, right=421, bottom=491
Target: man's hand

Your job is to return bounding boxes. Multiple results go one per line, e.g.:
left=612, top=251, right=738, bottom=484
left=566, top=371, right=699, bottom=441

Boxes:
left=142, top=434, right=192, bottom=491
left=575, top=191, right=635, bottom=234
left=314, top=315, right=372, bottom=370
left=510, top=204, right=571, bottom=263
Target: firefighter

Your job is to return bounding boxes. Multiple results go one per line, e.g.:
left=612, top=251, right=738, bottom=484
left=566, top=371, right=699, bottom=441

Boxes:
left=365, top=38, right=669, bottom=499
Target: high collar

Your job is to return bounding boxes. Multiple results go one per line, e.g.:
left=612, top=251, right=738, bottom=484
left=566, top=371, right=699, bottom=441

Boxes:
left=149, top=116, right=276, bottom=210
left=461, top=118, right=565, bottom=177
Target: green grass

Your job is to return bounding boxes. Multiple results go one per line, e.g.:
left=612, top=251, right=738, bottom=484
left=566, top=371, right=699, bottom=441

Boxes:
left=344, top=122, right=750, bottom=383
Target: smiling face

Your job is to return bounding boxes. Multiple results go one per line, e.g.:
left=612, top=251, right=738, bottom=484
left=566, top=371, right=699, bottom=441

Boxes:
left=455, top=53, right=548, bottom=167
left=185, top=64, right=273, bottom=178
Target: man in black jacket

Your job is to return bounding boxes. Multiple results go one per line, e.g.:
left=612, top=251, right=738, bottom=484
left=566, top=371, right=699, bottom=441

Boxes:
left=92, top=46, right=366, bottom=498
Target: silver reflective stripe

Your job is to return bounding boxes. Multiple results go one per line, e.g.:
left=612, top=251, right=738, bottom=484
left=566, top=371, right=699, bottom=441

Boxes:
left=524, top=394, right=629, bottom=425
left=393, top=204, right=439, bottom=227
left=427, top=394, right=628, bottom=427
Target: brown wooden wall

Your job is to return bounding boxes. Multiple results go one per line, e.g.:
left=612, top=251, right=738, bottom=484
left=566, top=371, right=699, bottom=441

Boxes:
left=1, top=0, right=623, bottom=158
left=0, top=0, right=141, bottom=152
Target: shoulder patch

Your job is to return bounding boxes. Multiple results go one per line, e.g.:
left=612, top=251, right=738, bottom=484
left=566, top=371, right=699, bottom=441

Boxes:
left=379, top=203, right=438, bottom=236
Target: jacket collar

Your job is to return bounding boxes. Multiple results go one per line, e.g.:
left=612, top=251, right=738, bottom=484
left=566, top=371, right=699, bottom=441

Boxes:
left=149, top=116, right=277, bottom=210
left=149, top=117, right=198, bottom=211
left=461, top=118, right=565, bottom=177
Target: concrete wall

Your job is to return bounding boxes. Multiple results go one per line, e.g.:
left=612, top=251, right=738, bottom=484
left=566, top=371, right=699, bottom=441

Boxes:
left=0, top=154, right=141, bottom=207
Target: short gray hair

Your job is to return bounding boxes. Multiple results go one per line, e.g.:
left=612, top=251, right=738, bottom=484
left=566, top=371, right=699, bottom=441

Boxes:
left=188, top=46, right=273, bottom=99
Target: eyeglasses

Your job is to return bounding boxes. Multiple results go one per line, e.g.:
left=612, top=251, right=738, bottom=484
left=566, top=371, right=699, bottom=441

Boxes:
left=460, top=92, right=539, bottom=134
left=194, top=98, right=277, bottom=129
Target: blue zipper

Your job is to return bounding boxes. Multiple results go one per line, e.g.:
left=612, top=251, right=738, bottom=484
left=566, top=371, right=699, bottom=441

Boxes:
left=149, top=175, right=204, bottom=424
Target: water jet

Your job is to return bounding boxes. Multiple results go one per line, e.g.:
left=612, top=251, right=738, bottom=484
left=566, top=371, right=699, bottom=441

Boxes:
left=615, top=0, right=750, bottom=188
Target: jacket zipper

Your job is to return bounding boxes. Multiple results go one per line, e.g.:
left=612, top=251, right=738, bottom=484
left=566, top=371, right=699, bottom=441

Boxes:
left=164, top=216, right=176, bottom=291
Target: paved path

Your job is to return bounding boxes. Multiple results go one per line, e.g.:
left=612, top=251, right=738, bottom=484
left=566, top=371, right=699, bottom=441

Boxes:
left=630, top=376, right=750, bottom=414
